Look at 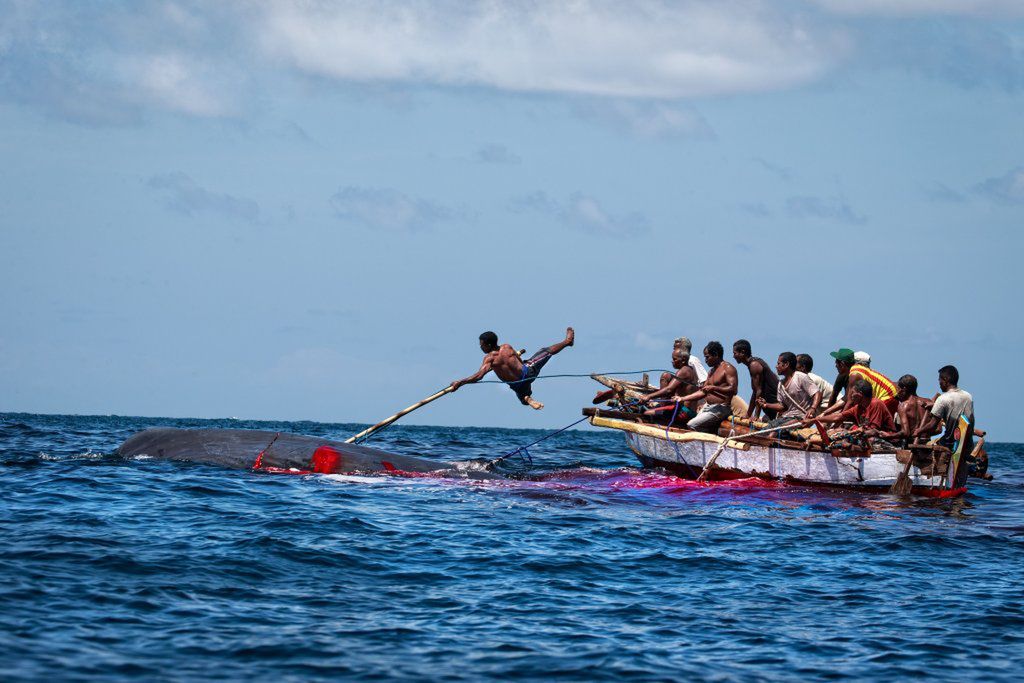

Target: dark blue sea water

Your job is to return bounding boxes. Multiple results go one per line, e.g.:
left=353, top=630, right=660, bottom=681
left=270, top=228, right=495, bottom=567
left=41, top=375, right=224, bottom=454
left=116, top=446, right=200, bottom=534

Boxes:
left=2, top=412, right=1023, bottom=682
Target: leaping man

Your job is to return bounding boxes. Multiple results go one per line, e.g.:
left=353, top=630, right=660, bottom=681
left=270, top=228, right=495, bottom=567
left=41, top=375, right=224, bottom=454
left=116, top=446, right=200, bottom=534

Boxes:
left=450, top=328, right=574, bottom=410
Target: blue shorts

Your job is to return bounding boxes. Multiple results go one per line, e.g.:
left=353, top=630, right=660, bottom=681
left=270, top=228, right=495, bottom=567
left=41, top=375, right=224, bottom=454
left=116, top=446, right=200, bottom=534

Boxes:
left=510, top=347, right=553, bottom=401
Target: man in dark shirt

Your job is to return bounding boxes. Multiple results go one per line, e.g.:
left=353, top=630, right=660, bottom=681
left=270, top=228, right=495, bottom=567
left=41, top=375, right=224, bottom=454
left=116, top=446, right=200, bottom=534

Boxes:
left=732, top=339, right=778, bottom=421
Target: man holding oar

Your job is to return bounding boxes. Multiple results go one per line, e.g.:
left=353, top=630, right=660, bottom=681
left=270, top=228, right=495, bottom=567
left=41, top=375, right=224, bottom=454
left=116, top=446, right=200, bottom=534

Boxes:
left=450, top=327, right=574, bottom=410
left=639, top=347, right=701, bottom=425
left=802, top=379, right=894, bottom=446
left=877, top=375, right=931, bottom=447
left=756, top=352, right=822, bottom=438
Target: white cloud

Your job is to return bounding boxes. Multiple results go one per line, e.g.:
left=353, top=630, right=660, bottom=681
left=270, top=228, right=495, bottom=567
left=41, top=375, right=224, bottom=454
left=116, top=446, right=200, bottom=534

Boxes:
left=2, top=0, right=1021, bottom=125
left=571, top=99, right=714, bottom=139
left=512, top=190, right=650, bottom=238
left=786, top=194, right=866, bottom=224
left=474, top=143, right=521, bottom=165
left=134, top=54, right=229, bottom=117
left=923, top=181, right=967, bottom=204
left=974, top=166, right=1024, bottom=205
left=331, top=186, right=456, bottom=231
left=258, top=1, right=846, bottom=99
left=633, top=332, right=666, bottom=351
left=147, top=172, right=259, bottom=222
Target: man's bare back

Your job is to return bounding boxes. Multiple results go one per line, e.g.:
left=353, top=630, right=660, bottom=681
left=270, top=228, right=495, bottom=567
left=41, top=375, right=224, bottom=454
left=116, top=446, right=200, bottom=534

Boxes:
left=896, top=395, right=931, bottom=443
left=451, top=327, right=574, bottom=410
left=485, top=345, right=526, bottom=384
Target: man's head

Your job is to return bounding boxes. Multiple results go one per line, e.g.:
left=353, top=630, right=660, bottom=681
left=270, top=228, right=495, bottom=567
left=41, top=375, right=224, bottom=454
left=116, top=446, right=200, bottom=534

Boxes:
left=777, top=351, right=797, bottom=376
left=704, top=340, right=724, bottom=366
left=796, top=353, right=814, bottom=374
left=732, top=339, right=752, bottom=364
left=830, top=347, right=855, bottom=375
left=938, top=365, right=959, bottom=391
left=478, top=331, right=499, bottom=352
left=854, top=351, right=871, bottom=367
left=850, top=378, right=873, bottom=406
left=674, top=336, right=693, bottom=353
left=897, top=374, right=918, bottom=401
left=671, top=347, right=689, bottom=370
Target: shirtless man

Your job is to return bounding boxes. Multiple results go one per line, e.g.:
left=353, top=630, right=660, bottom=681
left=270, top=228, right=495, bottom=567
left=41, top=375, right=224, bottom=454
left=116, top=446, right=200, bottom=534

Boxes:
left=732, top=339, right=779, bottom=421
left=878, top=374, right=930, bottom=446
left=450, top=327, right=574, bottom=409
left=640, top=348, right=701, bottom=425
left=677, top=341, right=738, bottom=434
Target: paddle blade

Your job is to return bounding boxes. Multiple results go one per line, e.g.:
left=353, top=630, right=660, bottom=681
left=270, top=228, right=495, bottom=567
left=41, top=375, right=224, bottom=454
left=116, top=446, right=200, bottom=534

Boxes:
left=890, top=471, right=913, bottom=496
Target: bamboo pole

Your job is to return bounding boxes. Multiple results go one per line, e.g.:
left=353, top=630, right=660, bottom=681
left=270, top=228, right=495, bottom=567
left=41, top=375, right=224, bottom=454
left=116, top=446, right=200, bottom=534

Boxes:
left=345, top=386, right=454, bottom=444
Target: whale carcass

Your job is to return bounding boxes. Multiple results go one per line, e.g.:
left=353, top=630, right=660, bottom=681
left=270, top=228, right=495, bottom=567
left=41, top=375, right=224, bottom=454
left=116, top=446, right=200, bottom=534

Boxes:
left=117, top=427, right=501, bottom=479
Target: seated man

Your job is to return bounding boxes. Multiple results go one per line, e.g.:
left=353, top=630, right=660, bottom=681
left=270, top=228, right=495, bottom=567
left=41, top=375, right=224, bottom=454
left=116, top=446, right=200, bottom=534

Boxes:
left=877, top=374, right=930, bottom=447
left=803, top=379, right=895, bottom=445
left=641, top=348, right=700, bottom=425
left=796, top=353, right=833, bottom=407
left=757, top=352, right=822, bottom=435
left=677, top=341, right=738, bottom=434
left=450, top=327, right=574, bottom=410
left=822, top=348, right=899, bottom=417
left=658, top=336, right=708, bottom=389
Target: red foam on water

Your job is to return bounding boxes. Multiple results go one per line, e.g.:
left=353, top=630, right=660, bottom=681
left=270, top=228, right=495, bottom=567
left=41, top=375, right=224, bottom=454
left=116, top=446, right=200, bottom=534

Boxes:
left=532, top=468, right=782, bottom=494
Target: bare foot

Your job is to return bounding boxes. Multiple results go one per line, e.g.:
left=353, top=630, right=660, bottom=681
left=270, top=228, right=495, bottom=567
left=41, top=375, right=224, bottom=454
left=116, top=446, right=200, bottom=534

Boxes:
left=526, top=397, right=544, bottom=410
left=565, top=327, right=575, bottom=347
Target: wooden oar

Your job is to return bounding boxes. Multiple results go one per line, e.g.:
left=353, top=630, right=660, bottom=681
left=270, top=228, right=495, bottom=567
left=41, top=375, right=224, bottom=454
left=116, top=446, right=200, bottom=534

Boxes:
left=890, top=451, right=915, bottom=496
left=345, top=386, right=454, bottom=444
left=696, top=420, right=803, bottom=482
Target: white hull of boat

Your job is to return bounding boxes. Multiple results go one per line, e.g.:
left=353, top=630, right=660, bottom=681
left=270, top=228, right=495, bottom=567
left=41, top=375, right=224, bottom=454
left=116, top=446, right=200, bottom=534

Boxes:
left=622, top=430, right=960, bottom=495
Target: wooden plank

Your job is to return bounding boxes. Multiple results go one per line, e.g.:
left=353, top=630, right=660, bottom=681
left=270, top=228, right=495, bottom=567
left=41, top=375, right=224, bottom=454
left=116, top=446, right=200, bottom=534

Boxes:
left=589, top=415, right=752, bottom=451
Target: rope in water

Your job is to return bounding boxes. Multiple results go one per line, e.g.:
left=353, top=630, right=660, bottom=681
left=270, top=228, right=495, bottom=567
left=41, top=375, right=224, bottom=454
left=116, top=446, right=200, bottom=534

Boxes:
left=488, top=416, right=591, bottom=471
left=489, top=398, right=644, bottom=472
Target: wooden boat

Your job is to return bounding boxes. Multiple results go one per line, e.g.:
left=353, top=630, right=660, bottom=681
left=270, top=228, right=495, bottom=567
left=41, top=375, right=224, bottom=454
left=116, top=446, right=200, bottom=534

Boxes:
left=585, top=375, right=969, bottom=497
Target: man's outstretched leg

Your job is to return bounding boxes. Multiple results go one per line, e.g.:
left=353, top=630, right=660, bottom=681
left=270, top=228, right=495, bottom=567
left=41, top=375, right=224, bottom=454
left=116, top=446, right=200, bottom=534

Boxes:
left=546, top=327, right=575, bottom=355
left=515, top=327, right=573, bottom=410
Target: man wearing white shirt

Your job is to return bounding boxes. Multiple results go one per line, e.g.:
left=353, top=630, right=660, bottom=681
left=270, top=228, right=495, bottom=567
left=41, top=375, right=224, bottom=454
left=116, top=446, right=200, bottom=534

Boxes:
left=915, top=365, right=975, bottom=488
left=674, top=336, right=708, bottom=383
left=796, top=353, right=833, bottom=408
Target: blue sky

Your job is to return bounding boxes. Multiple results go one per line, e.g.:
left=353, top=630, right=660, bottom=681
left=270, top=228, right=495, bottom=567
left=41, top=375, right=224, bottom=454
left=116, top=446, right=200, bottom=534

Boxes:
left=2, top=1, right=1023, bottom=439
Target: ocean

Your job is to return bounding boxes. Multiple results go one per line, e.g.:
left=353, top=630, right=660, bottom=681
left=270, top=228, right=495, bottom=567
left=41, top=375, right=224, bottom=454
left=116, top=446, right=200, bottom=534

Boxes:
left=2, top=412, right=1023, bottom=681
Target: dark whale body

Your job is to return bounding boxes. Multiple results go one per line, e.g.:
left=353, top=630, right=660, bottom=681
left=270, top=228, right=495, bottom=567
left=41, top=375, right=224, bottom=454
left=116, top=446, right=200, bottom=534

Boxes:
left=117, top=427, right=502, bottom=479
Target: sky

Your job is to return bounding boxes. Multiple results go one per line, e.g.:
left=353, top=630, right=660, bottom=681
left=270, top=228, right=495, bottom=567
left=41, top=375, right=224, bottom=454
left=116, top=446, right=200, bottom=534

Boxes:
left=1, top=1, right=1023, bottom=439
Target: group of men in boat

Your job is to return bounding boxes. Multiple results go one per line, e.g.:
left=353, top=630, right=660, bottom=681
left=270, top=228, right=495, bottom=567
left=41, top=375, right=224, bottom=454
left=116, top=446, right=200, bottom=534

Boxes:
left=639, top=337, right=981, bottom=461
left=448, top=327, right=983, bottom=473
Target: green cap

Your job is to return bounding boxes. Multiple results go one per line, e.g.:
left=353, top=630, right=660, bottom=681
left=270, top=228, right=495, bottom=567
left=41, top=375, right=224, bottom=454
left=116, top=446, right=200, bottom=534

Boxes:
left=830, top=348, right=855, bottom=362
